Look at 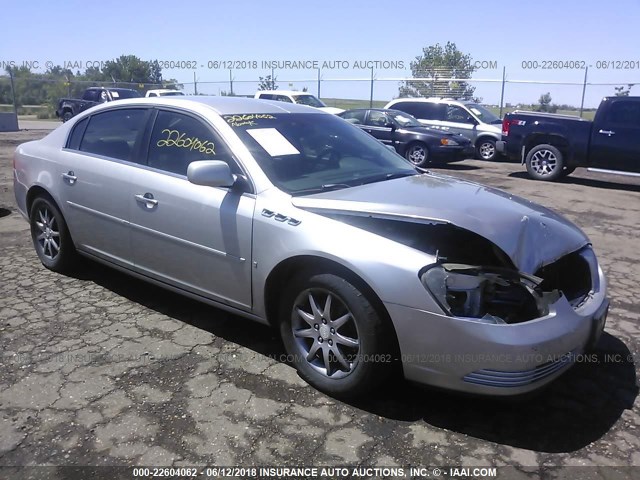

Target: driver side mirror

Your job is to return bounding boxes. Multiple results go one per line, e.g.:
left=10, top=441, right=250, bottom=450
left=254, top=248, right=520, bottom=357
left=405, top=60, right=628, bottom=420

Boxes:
left=385, top=122, right=396, bottom=131
left=466, top=116, right=478, bottom=125
left=187, top=160, right=236, bottom=188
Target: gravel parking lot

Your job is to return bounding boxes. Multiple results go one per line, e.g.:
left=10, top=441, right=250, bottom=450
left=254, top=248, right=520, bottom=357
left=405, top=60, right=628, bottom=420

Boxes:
left=1, top=128, right=639, bottom=477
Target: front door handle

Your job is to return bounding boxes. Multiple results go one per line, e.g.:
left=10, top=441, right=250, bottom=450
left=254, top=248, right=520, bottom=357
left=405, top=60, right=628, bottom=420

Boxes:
left=135, top=193, right=158, bottom=208
left=598, top=129, right=616, bottom=136
left=62, top=171, right=77, bottom=184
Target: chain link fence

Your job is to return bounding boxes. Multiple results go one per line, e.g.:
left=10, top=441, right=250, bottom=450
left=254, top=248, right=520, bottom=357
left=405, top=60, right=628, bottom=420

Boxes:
left=1, top=67, right=636, bottom=119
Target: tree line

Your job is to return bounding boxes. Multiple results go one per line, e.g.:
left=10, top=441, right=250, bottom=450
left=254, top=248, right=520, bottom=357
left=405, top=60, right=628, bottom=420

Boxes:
left=0, top=55, right=180, bottom=107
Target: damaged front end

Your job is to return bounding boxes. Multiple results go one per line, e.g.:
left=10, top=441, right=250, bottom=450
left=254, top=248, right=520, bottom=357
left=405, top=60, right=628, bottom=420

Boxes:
left=420, top=264, right=559, bottom=325
left=322, top=213, right=600, bottom=327
left=420, top=245, right=599, bottom=325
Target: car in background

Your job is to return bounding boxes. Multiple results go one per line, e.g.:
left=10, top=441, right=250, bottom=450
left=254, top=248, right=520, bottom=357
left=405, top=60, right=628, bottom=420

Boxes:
left=55, top=87, right=141, bottom=122
left=384, top=98, right=503, bottom=161
left=498, top=96, right=640, bottom=181
left=338, top=108, right=474, bottom=167
left=14, top=96, right=608, bottom=398
left=255, top=90, right=344, bottom=114
left=145, top=89, right=186, bottom=97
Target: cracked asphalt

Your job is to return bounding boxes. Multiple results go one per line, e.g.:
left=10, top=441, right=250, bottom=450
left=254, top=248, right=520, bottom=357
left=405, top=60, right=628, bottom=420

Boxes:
left=1, top=129, right=639, bottom=477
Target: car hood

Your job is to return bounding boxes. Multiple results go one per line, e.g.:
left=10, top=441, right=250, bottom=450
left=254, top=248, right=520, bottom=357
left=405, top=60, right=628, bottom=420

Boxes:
left=291, top=173, right=589, bottom=273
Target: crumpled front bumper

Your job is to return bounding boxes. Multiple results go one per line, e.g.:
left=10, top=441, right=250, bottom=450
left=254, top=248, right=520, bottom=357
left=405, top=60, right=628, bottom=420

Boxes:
left=386, top=267, right=608, bottom=396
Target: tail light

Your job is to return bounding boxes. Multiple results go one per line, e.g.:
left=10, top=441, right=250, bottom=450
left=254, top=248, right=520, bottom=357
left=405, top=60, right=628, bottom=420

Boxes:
left=502, top=118, right=526, bottom=136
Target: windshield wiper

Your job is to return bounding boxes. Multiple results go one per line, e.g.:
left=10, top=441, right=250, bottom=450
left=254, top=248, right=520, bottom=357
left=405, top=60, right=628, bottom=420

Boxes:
left=293, top=183, right=352, bottom=196
left=359, top=171, right=417, bottom=186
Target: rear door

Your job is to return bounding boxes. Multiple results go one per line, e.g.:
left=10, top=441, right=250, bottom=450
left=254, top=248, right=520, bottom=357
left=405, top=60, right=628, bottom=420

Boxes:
left=393, top=102, right=446, bottom=131
left=589, top=99, right=640, bottom=173
left=440, top=104, right=478, bottom=142
left=362, top=110, right=394, bottom=146
left=59, top=108, right=150, bottom=266
left=128, top=108, right=255, bottom=309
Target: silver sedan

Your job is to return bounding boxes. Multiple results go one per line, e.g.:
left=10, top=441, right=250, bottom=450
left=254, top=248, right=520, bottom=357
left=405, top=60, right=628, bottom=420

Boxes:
left=13, top=96, right=609, bottom=397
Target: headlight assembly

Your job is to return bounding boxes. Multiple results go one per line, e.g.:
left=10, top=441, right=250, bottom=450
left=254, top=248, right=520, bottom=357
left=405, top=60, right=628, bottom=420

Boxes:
left=420, top=263, right=560, bottom=325
left=440, top=138, right=459, bottom=146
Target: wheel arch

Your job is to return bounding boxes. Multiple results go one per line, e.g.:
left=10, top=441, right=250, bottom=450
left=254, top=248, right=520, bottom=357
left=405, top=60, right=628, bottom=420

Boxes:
left=475, top=134, right=499, bottom=146
left=26, top=185, right=59, bottom=216
left=264, top=254, right=402, bottom=365
left=523, top=134, right=569, bottom=159
left=268, top=256, right=399, bottom=345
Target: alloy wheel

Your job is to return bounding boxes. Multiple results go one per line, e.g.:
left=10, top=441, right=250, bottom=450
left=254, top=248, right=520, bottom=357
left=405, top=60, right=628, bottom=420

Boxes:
left=530, top=149, right=558, bottom=176
left=291, top=289, right=360, bottom=378
left=34, top=206, right=60, bottom=260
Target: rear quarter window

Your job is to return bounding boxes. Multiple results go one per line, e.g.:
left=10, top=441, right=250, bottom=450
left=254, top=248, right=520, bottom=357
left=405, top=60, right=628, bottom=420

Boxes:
left=66, top=117, right=89, bottom=150
left=79, top=108, right=149, bottom=162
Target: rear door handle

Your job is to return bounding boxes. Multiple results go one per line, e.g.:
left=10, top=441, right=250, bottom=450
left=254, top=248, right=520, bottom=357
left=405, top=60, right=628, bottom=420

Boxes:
left=135, top=193, right=158, bottom=208
left=598, top=129, right=615, bottom=136
left=61, top=171, right=77, bottom=184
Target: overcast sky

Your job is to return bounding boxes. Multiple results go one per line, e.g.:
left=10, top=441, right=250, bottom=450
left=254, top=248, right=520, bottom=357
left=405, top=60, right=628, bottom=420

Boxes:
left=3, top=0, right=639, bottom=107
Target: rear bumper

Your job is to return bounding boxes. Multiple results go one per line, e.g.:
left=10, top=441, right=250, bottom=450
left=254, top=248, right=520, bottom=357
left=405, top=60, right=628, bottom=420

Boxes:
left=496, top=139, right=521, bottom=161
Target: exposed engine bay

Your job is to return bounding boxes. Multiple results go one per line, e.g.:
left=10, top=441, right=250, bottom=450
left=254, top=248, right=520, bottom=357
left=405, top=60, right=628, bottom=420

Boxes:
left=330, top=214, right=594, bottom=324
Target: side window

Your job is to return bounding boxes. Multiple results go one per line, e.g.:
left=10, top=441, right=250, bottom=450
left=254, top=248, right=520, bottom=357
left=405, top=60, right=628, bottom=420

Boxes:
left=446, top=105, right=473, bottom=123
left=148, top=110, right=239, bottom=176
left=393, top=102, right=444, bottom=121
left=258, top=93, right=275, bottom=100
left=79, top=109, right=148, bottom=161
left=366, top=111, right=390, bottom=127
left=82, top=89, right=99, bottom=102
left=275, top=95, right=293, bottom=103
left=148, top=92, right=158, bottom=97
left=606, top=101, right=640, bottom=127
left=66, top=117, right=89, bottom=150
left=340, top=110, right=366, bottom=124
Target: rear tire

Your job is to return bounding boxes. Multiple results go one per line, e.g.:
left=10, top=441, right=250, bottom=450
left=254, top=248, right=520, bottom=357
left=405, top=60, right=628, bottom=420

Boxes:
left=279, top=272, right=394, bottom=398
left=29, top=197, right=77, bottom=273
left=476, top=138, right=497, bottom=161
left=525, top=144, right=565, bottom=181
left=62, top=110, right=73, bottom=122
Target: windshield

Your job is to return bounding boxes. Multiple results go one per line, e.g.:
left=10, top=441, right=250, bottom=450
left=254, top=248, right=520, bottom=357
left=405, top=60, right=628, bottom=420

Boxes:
left=110, top=89, right=142, bottom=99
left=388, top=110, right=422, bottom=127
left=292, top=94, right=326, bottom=108
left=223, top=113, right=417, bottom=195
left=466, top=104, right=501, bottom=124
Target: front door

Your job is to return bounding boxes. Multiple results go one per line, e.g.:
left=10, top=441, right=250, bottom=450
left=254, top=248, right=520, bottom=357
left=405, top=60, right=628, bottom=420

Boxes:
left=129, top=109, right=255, bottom=309
left=589, top=99, right=640, bottom=173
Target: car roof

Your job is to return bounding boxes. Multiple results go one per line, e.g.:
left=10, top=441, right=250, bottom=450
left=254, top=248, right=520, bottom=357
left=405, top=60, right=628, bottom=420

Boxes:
left=388, top=98, right=471, bottom=105
left=340, top=108, right=409, bottom=114
left=147, top=89, right=182, bottom=93
left=87, top=87, right=138, bottom=92
left=86, top=95, right=327, bottom=115
left=257, top=90, right=315, bottom=96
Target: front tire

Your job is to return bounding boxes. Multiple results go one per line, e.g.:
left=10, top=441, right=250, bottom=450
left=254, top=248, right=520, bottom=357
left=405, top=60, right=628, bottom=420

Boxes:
left=30, top=197, right=77, bottom=273
left=279, top=273, right=394, bottom=397
left=476, top=138, right=497, bottom=161
left=405, top=142, right=430, bottom=167
left=525, top=144, right=565, bottom=181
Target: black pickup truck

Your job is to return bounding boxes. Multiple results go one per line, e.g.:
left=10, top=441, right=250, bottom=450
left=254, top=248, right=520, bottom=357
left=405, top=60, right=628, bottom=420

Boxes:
left=55, top=87, right=141, bottom=122
left=497, top=96, right=640, bottom=181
